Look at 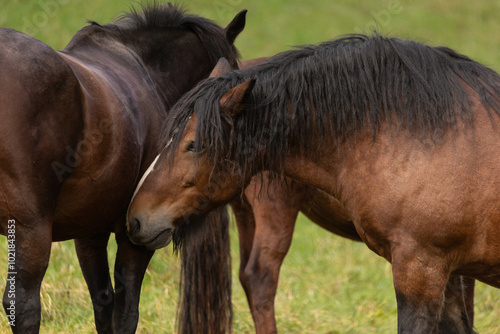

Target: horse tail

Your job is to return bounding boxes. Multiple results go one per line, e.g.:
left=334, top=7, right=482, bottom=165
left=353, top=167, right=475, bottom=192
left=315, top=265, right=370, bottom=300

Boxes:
left=174, top=206, right=232, bottom=334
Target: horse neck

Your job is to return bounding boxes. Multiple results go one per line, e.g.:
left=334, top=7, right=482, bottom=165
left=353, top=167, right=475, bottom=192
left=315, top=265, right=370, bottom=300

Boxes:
left=121, top=29, right=215, bottom=110
left=280, top=139, right=343, bottom=197
left=63, top=25, right=131, bottom=60
left=64, top=26, right=215, bottom=110
left=234, top=86, right=344, bottom=195
left=233, top=126, right=343, bottom=198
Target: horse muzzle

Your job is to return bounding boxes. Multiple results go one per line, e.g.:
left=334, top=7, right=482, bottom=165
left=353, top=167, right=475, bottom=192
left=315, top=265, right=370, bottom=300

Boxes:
left=126, top=213, right=174, bottom=250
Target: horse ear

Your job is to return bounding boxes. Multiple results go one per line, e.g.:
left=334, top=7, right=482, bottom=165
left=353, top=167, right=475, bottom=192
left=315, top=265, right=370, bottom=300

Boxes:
left=224, top=9, right=247, bottom=45
left=210, top=58, right=232, bottom=78
left=220, top=78, right=256, bottom=117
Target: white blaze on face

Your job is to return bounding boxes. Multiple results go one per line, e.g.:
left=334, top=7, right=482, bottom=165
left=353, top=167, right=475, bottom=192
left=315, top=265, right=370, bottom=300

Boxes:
left=130, top=154, right=160, bottom=203
left=129, top=136, right=174, bottom=205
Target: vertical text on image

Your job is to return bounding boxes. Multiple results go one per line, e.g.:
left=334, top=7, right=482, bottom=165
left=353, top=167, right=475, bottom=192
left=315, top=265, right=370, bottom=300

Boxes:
left=6, top=219, right=16, bottom=327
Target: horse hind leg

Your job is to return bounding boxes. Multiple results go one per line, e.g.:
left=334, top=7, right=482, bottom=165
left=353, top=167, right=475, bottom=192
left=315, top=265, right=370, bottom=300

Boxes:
left=74, top=232, right=114, bottom=334
left=438, top=275, right=476, bottom=334
left=234, top=188, right=303, bottom=333
left=233, top=195, right=283, bottom=334
left=2, top=214, right=52, bottom=334
left=231, top=196, right=256, bottom=301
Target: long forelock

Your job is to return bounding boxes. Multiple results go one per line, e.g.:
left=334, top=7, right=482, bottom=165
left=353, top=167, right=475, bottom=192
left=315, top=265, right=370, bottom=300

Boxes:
left=162, top=76, right=243, bottom=168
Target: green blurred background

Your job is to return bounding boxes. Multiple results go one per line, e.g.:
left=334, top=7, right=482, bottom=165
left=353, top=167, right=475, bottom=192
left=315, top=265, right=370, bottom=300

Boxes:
left=1, top=0, right=499, bottom=333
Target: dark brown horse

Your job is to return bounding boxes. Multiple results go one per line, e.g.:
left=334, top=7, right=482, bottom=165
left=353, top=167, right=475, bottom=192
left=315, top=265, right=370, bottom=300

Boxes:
left=128, top=34, right=500, bottom=333
left=0, top=3, right=244, bottom=333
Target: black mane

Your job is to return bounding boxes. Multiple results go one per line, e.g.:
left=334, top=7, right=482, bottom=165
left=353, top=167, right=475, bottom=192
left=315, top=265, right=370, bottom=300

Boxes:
left=91, top=2, right=240, bottom=65
left=164, top=34, right=500, bottom=178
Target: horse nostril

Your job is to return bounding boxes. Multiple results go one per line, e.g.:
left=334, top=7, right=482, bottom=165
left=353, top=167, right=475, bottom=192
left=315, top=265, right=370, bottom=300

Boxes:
left=128, top=218, right=141, bottom=236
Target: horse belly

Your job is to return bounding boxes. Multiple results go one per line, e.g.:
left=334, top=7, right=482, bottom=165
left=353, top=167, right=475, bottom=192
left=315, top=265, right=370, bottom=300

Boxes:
left=301, top=188, right=361, bottom=241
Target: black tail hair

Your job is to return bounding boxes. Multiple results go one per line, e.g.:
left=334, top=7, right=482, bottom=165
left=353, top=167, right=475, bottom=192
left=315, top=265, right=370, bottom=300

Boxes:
left=174, top=206, right=232, bottom=333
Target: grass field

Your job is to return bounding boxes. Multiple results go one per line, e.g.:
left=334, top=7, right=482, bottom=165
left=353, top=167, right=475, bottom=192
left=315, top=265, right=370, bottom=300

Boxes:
left=1, top=0, right=500, bottom=333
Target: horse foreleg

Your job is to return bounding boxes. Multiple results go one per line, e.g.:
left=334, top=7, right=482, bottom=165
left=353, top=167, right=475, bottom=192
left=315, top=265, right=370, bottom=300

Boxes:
left=438, top=275, right=476, bottom=334
left=2, top=218, right=52, bottom=334
left=391, top=247, right=450, bottom=334
left=75, top=232, right=114, bottom=334
left=112, top=229, right=154, bottom=334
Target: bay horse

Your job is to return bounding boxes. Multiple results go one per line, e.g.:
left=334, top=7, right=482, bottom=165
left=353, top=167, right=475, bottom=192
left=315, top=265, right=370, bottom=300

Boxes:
left=0, top=3, right=245, bottom=333
left=220, top=57, right=477, bottom=333
left=128, top=34, right=500, bottom=333
left=234, top=173, right=476, bottom=333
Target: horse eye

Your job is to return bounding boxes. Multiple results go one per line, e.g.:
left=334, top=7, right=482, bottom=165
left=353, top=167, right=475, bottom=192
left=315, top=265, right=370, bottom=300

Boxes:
left=187, top=141, right=196, bottom=152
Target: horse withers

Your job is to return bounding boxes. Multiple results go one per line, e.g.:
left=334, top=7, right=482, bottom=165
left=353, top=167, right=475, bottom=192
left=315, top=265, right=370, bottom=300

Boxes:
left=0, top=3, right=245, bottom=333
left=128, top=35, right=500, bottom=333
